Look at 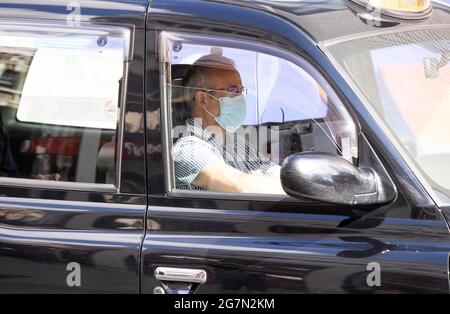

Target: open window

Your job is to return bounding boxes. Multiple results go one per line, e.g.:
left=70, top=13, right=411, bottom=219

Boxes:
left=0, top=22, right=132, bottom=187
left=160, top=32, right=358, bottom=196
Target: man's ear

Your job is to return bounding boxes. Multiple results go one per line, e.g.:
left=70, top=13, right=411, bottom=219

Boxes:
left=194, top=91, right=206, bottom=107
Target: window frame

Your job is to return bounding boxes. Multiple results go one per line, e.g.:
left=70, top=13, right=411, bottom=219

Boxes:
left=0, top=21, right=134, bottom=193
left=159, top=31, right=360, bottom=202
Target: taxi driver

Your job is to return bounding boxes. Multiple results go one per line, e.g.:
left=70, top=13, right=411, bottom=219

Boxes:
left=172, top=49, right=286, bottom=194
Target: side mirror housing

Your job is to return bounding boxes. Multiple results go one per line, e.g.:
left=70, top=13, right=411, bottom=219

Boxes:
left=281, top=152, right=396, bottom=205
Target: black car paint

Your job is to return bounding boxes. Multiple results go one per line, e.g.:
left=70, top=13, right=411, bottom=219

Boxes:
left=0, top=0, right=149, bottom=28
left=0, top=0, right=147, bottom=293
left=0, top=0, right=447, bottom=293
left=143, top=0, right=450, bottom=294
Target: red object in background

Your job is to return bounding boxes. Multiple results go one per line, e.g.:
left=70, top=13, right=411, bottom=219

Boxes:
left=23, top=137, right=81, bottom=156
left=21, top=136, right=159, bottom=161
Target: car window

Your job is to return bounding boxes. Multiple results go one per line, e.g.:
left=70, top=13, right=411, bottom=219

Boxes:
left=0, top=24, right=130, bottom=185
left=162, top=33, right=357, bottom=195
left=327, top=27, right=450, bottom=199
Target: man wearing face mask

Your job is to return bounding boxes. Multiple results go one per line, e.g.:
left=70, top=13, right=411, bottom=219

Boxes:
left=172, top=49, right=286, bottom=194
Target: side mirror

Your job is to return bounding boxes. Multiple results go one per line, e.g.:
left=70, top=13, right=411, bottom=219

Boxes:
left=281, top=152, right=395, bottom=206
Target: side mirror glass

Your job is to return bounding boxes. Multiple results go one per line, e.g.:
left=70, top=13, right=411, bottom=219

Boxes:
left=281, top=152, right=396, bottom=205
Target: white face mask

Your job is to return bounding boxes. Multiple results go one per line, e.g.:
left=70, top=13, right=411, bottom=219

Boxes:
left=203, top=93, right=247, bottom=132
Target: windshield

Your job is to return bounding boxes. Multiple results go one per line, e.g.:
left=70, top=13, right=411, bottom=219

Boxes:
left=327, top=26, right=450, bottom=200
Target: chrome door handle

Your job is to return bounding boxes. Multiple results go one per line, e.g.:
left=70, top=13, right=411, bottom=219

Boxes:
left=154, top=267, right=207, bottom=284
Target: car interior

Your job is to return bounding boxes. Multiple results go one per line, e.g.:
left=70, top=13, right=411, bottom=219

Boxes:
left=170, top=63, right=340, bottom=166
left=0, top=50, right=117, bottom=185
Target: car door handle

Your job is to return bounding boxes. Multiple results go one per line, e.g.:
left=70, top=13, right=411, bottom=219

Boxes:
left=154, top=267, right=207, bottom=284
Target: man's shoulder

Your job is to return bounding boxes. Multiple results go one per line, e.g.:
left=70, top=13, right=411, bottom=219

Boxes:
left=173, top=135, right=209, bottom=148
left=172, top=134, right=222, bottom=157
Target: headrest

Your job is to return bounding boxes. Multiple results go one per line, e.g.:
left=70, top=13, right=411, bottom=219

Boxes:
left=171, top=64, right=192, bottom=85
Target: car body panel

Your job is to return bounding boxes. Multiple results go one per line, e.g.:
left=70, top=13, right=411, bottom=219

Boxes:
left=0, top=0, right=149, bottom=28
left=142, top=0, right=450, bottom=294
left=0, top=1, right=147, bottom=293
left=222, top=0, right=450, bottom=42
left=0, top=195, right=145, bottom=293
left=142, top=202, right=450, bottom=293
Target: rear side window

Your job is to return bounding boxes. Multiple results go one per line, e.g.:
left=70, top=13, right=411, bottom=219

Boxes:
left=0, top=23, right=132, bottom=186
left=161, top=33, right=358, bottom=195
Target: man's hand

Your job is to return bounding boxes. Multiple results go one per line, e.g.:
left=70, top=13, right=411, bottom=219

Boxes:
left=192, top=161, right=286, bottom=194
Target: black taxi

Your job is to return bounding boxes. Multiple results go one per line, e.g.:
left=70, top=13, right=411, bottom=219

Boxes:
left=0, top=0, right=449, bottom=294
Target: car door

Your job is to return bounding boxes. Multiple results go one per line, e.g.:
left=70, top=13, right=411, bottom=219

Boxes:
left=142, top=2, right=450, bottom=294
left=0, top=21, right=147, bottom=293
